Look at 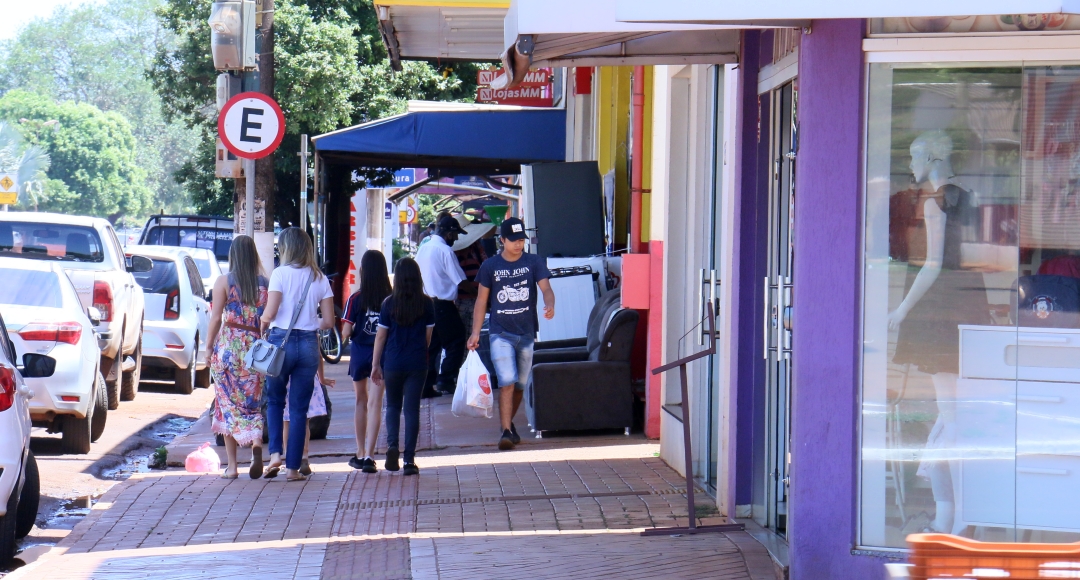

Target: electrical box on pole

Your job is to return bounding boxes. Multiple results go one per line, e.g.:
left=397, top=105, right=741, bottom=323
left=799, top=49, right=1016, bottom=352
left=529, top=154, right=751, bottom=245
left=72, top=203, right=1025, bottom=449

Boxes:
left=208, top=1, right=256, bottom=71
left=215, top=73, right=243, bottom=178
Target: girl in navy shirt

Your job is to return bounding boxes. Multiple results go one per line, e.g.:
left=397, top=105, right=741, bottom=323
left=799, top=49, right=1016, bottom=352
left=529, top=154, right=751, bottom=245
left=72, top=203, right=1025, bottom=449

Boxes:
left=371, top=257, right=435, bottom=475
left=342, top=250, right=392, bottom=473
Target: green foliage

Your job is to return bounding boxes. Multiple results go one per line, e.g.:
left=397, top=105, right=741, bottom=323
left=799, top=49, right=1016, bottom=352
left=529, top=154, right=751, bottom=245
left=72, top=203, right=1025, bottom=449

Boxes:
left=0, top=90, right=153, bottom=218
left=0, top=0, right=199, bottom=216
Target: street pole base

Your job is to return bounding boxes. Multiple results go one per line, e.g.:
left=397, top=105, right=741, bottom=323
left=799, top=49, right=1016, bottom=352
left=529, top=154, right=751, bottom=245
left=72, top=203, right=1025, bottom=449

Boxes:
left=640, top=522, right=745, bottom=537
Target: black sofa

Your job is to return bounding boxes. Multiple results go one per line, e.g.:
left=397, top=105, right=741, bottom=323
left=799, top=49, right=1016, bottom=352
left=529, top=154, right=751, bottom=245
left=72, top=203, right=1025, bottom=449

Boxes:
left=527, top=292, right=639, bottom=436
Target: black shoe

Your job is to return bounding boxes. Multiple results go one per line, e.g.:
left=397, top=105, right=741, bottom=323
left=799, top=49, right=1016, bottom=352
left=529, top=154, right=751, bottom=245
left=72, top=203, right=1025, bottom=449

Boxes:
left=510, top=422, right=522, bottom=445
left=403, top=463, right=419, bottom=476
left=361, top=458, right=377, bottom=474
left=420, top=389, right=442, bottom=399
left=385, top=447, right=400, bottom=471
left=498, top=430, right=515, bottom=451
left=436, top=382, right=455, bottom=395
left=348, top=456, right=364, bottom=470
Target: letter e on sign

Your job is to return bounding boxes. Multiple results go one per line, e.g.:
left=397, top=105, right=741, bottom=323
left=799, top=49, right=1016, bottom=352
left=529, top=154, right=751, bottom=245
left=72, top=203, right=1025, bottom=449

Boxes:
left=218, top=92, right=286, bottom=159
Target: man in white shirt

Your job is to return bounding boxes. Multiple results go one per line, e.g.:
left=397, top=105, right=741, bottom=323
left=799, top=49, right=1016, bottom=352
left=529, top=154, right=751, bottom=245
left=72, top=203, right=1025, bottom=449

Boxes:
left=415, top=215, right=468, bottom=397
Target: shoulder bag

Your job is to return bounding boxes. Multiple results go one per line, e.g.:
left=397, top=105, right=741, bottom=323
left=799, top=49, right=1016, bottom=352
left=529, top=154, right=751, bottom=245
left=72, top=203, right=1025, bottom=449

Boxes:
left=245, top=273, right=314, bottom=377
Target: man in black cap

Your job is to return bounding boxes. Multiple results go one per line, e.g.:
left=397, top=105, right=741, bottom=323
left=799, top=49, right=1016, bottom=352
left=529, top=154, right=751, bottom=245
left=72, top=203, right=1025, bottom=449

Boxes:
left=467, top=217, right=555, bottom=450
left=416, top=214, right=468, bottom=397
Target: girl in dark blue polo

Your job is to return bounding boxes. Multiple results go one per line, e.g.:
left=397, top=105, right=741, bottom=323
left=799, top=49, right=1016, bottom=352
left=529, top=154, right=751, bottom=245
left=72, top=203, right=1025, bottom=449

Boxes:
left=342, top=250, right=392, bottom=473
left=371, top=257, right=435, bottom=475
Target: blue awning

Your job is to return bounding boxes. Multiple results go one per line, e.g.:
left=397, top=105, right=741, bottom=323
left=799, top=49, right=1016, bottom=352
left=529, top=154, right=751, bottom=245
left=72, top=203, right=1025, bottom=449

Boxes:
left=312, top=106, right=565, bottom=174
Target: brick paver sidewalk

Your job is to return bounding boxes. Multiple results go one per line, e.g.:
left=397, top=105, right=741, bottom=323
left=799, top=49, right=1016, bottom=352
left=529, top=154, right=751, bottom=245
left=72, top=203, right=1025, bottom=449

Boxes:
left=10, top=362, right=779, bottom=580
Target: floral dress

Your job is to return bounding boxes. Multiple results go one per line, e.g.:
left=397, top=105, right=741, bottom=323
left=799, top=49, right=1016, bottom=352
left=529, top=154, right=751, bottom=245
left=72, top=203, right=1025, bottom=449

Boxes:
left=211, top=274, right=269, bottom=445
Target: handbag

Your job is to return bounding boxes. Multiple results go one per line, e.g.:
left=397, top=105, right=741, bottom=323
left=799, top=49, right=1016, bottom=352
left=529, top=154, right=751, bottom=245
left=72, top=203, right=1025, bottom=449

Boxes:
left=245, top=273, right=314, bottom=377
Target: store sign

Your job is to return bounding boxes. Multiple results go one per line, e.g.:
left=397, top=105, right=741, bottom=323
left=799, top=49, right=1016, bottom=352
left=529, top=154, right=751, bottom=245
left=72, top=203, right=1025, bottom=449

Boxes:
left=476, top=68, right=553, bottom=107
left=454, top=176, right=488, bottom=188
left=393, top=169, right=415, bottom=187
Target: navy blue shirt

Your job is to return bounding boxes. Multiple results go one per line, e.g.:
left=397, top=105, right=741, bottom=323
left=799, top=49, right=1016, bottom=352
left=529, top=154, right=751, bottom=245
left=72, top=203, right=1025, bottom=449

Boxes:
left=343, top=292, right=380, bottom=347
left=377, top=296, right=436, bottom=372
left=477, top=253, right=551, bottom=337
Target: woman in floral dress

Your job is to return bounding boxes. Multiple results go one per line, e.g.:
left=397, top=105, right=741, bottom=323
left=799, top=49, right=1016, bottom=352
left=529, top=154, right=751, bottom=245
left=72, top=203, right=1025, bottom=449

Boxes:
left=205, top=235, right=268, bottom=479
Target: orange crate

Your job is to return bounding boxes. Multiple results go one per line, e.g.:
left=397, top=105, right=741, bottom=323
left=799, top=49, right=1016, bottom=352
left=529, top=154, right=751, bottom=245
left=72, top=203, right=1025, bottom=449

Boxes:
left=908, top=533, right=1080, bottom=579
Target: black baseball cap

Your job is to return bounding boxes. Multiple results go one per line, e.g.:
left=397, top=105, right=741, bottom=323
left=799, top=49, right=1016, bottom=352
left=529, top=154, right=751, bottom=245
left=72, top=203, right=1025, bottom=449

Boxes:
left=437, top=215, right=465, bottom=235
left=500, top=217, right=527, bottom=241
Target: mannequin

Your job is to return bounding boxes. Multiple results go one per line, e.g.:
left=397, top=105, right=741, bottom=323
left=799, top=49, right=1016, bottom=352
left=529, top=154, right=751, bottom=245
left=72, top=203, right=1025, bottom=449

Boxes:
left=889, top=130, right=988, bottom=534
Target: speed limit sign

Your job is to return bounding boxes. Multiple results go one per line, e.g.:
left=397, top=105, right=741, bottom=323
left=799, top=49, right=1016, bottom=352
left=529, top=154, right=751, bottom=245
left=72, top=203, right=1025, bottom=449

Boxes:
left=218, top=92, right=286, bottom=159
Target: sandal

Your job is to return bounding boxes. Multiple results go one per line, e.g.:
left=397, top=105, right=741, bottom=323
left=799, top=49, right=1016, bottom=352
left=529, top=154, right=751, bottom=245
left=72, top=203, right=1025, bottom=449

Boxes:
left=221, top=467, right=238, bottom=480
left=250, top=450, right=264, bottom=480
left=263, top=464, right=281, bottom=479
left=286, top=472, right=308, bottom=482
left=299, top=458, right=312, bottom=476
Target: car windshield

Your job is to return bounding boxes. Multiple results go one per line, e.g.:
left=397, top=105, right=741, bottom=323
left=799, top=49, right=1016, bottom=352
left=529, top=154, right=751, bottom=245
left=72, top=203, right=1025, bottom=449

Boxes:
left=194, top=257, right=213, bottom=278
left=133, top=259, right=179, bottom=294
left=0, top=269, right=62, bottom=307
left=142, top=225, right=232, bottom=262
left=0, top=222, right=105, bottom=263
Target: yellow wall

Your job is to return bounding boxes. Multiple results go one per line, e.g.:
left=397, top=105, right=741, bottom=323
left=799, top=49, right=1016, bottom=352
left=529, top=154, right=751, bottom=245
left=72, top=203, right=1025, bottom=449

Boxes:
left=595, top=65, right=654, bottom=248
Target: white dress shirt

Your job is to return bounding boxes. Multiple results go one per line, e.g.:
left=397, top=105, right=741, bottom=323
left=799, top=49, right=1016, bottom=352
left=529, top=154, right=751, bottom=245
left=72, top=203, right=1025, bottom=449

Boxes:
left=415, top=235, right=466, bottom=301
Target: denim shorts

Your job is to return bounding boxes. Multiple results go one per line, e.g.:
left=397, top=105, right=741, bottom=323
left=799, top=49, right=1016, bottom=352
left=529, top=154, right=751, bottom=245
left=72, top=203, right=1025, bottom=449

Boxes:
left=489, top=332, right=534, bottom=391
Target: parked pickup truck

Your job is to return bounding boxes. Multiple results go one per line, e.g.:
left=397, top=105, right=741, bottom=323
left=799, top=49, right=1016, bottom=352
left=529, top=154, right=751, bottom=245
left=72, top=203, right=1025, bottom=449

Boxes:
left=0, top=213, right=151, bottom=409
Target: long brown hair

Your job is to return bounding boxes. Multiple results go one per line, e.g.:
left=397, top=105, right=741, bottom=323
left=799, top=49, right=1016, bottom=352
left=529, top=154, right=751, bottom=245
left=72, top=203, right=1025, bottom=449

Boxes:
left=228, top=235, right=264, bottom=306
left=390, top=257, right=429, bottom=326
left=277, top=227, right=322, bottom=280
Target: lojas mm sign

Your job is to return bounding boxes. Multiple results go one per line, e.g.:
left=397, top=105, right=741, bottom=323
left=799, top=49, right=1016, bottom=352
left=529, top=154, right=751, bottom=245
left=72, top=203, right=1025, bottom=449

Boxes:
left=476, top=68, right=553, bottom=107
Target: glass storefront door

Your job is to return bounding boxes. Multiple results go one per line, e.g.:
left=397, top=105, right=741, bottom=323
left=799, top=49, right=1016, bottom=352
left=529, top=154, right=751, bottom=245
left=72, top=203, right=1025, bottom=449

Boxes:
left=861, top=63, right=1080, bottom=548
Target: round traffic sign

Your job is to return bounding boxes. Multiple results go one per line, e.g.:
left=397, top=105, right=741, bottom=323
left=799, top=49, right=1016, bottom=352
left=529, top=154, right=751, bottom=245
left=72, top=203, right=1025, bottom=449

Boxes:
left=218, top=92, right=286, bottom=160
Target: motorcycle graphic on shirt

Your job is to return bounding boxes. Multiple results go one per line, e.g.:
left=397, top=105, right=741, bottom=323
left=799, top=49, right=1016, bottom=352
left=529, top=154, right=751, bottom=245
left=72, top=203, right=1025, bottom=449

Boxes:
left=496, top=285, right=530, bottom=304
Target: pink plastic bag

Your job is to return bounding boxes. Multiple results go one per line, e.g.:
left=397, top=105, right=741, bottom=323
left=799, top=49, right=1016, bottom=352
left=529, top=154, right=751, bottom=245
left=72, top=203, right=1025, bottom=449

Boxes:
left=185, top=442, right=221, bottom=473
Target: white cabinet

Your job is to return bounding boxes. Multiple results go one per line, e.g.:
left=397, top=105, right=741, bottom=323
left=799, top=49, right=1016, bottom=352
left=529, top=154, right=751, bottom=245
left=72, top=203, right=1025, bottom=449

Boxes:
left=956, top=326, right=1080, bottom=533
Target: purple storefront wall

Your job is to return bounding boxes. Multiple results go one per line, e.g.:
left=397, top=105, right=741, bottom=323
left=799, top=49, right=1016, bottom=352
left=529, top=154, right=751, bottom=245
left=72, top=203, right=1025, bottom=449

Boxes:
left=788, top=19, right=888, bottom=577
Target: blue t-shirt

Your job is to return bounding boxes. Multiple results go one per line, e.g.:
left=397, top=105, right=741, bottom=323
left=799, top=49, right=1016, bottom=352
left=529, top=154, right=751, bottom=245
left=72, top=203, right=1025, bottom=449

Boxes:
left=477, top=253, right=551, bottom=337
left=343, top=292, right=380, bottom=347
left=377, top=296, right=436, bottom=372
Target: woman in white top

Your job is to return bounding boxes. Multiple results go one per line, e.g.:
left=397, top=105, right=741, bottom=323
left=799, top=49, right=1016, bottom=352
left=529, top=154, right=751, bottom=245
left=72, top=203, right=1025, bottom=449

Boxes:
left=259, top=228, right=335, bottom=481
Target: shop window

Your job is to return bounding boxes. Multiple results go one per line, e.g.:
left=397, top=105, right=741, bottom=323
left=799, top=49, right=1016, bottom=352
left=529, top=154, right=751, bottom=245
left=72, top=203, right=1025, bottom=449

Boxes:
left=871, top=15, right=1080, bottom=35
left=861, top=63, right=1080, bottom=548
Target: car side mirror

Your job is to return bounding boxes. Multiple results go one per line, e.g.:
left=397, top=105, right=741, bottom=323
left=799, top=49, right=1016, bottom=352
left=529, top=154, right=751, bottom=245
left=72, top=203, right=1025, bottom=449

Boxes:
left=87, top=307, right=103, bottom=325
left=127, top=255, right=153, bottom=273
left=22, top=353, right=56, bottom=378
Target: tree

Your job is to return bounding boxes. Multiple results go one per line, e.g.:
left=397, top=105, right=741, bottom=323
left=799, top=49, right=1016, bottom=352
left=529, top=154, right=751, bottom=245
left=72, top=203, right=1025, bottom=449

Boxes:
left=151, top=0, right=488, bottom=225
left=0, top=122, right=50, bottom=206
left=0, top=90, right=153, bottom=220
left=0, top=0, right=200, bottom=215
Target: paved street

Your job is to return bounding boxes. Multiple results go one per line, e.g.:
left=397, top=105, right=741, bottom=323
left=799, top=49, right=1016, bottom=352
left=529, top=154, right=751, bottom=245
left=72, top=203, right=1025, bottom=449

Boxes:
left=7, top=360, right=780, bottom=579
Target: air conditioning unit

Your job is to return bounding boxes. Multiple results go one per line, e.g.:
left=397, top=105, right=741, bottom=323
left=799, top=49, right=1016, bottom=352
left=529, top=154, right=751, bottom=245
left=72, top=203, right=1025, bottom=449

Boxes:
left=209, top=1, right=256, bottom=71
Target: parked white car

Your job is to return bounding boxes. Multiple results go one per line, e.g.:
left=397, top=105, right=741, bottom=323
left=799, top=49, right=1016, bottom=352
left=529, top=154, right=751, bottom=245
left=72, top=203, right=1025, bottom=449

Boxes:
left=127, top=246, right=210, bottom=394
left=0, top=214, right=149, bottom=409
left=0, top=310, right=41, bottom=567
left=186, top=247, right=223, bottom=298
left=0, top=258, right=108, bottom=454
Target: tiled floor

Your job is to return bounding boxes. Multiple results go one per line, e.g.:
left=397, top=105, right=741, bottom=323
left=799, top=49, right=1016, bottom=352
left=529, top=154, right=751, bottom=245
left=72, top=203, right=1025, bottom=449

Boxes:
left=11, top=361, right=778, bottom=580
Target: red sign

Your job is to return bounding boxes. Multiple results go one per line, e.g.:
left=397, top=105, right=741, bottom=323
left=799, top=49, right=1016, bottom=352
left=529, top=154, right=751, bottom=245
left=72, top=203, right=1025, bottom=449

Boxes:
left=218, top=92, right=286, bottom=160
left=476, top=68, right=553, bottom=107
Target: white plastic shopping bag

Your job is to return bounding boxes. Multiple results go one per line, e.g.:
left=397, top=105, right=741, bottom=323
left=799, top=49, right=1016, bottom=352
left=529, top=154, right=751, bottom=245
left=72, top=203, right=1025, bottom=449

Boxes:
left=452, top=350, right=493, bottom=418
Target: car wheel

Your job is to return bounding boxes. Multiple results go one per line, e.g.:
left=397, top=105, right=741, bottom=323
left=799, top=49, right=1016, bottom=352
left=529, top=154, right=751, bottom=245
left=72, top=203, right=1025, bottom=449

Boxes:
left=120, top=335, right=142, bottom=402
left=15, top=451, right=39, bottom=539
left=90, top=372, right=108, bottom=443
left=62, top=411, right=93, bottom=455
left=195, top=367, right=211, bottom=389
left=0, top=475, right=18, bottom=568
left=105, top=358, right=120, bottom=411
left=175, top=349, right=195, bottom=395
left=309, top=384, right=333, bottom=440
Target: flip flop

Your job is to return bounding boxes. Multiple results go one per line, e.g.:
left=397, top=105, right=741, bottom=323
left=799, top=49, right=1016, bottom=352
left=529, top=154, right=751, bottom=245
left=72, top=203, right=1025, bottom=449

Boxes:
left=249, top=453, right=264, bottom=480
left=221, top=468, right=238, bottom=480
left=263, top=465, right=281, bottom=479
left=286, top=473, right=308, bottom=482
left=299, top=458, right=312, bottom=476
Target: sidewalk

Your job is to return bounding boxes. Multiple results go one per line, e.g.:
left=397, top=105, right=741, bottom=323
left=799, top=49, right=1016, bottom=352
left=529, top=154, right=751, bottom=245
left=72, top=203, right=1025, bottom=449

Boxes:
left=10, top=360, right=780, bottom=580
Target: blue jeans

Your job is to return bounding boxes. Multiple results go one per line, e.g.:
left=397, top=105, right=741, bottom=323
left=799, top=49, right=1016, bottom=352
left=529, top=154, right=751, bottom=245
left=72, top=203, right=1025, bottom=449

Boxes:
left=489, top=332, right=534, bottom=390
left=383, top=369, right=426, bottom=464
left=265, top=328, right=319, bottom=469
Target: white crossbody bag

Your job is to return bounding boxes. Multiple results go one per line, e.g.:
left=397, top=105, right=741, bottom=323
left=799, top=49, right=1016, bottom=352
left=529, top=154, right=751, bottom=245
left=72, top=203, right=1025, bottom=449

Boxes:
left=245, top=274, right=314, bottom=377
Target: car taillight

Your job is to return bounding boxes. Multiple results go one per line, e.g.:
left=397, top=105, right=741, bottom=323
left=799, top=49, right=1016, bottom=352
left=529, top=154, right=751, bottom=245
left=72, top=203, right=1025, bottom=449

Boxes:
left=93, top=281, right=113, bottom=322
left=18, top=322, right=83, bottom=345
left=165, top=289, right=180, bottom=320
left=0, top=366, right=15, bottom=413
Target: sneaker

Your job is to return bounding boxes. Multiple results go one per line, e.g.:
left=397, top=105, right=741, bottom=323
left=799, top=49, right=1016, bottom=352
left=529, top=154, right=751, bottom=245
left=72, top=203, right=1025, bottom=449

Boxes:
left=385, top=447, right=400, bottom=472
left=361, top=458, right=377, bottom=474
left=348, top=456, right=364, bottom=470
left=509, top=422, right=522, bottom=445
left=498, top=430, right=516, bottom=451
left=403, top=463, right=420, bottom=476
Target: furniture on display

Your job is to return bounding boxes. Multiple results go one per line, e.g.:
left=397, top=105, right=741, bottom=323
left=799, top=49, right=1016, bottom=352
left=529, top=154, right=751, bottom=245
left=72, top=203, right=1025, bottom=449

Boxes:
left=537, top=266, right=598, bottom=342
left=527, top=293, right=637, bottom=436
left=954, top=325, right=1080, bottom=534
left=533, top=289, right=621, bottom=359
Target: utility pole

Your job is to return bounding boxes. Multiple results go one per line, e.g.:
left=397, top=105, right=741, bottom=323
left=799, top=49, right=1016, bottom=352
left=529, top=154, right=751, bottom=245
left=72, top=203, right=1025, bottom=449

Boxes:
left=255, top=0, right=276, bottom=233
left=299, top=134, right=308, bottom=231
